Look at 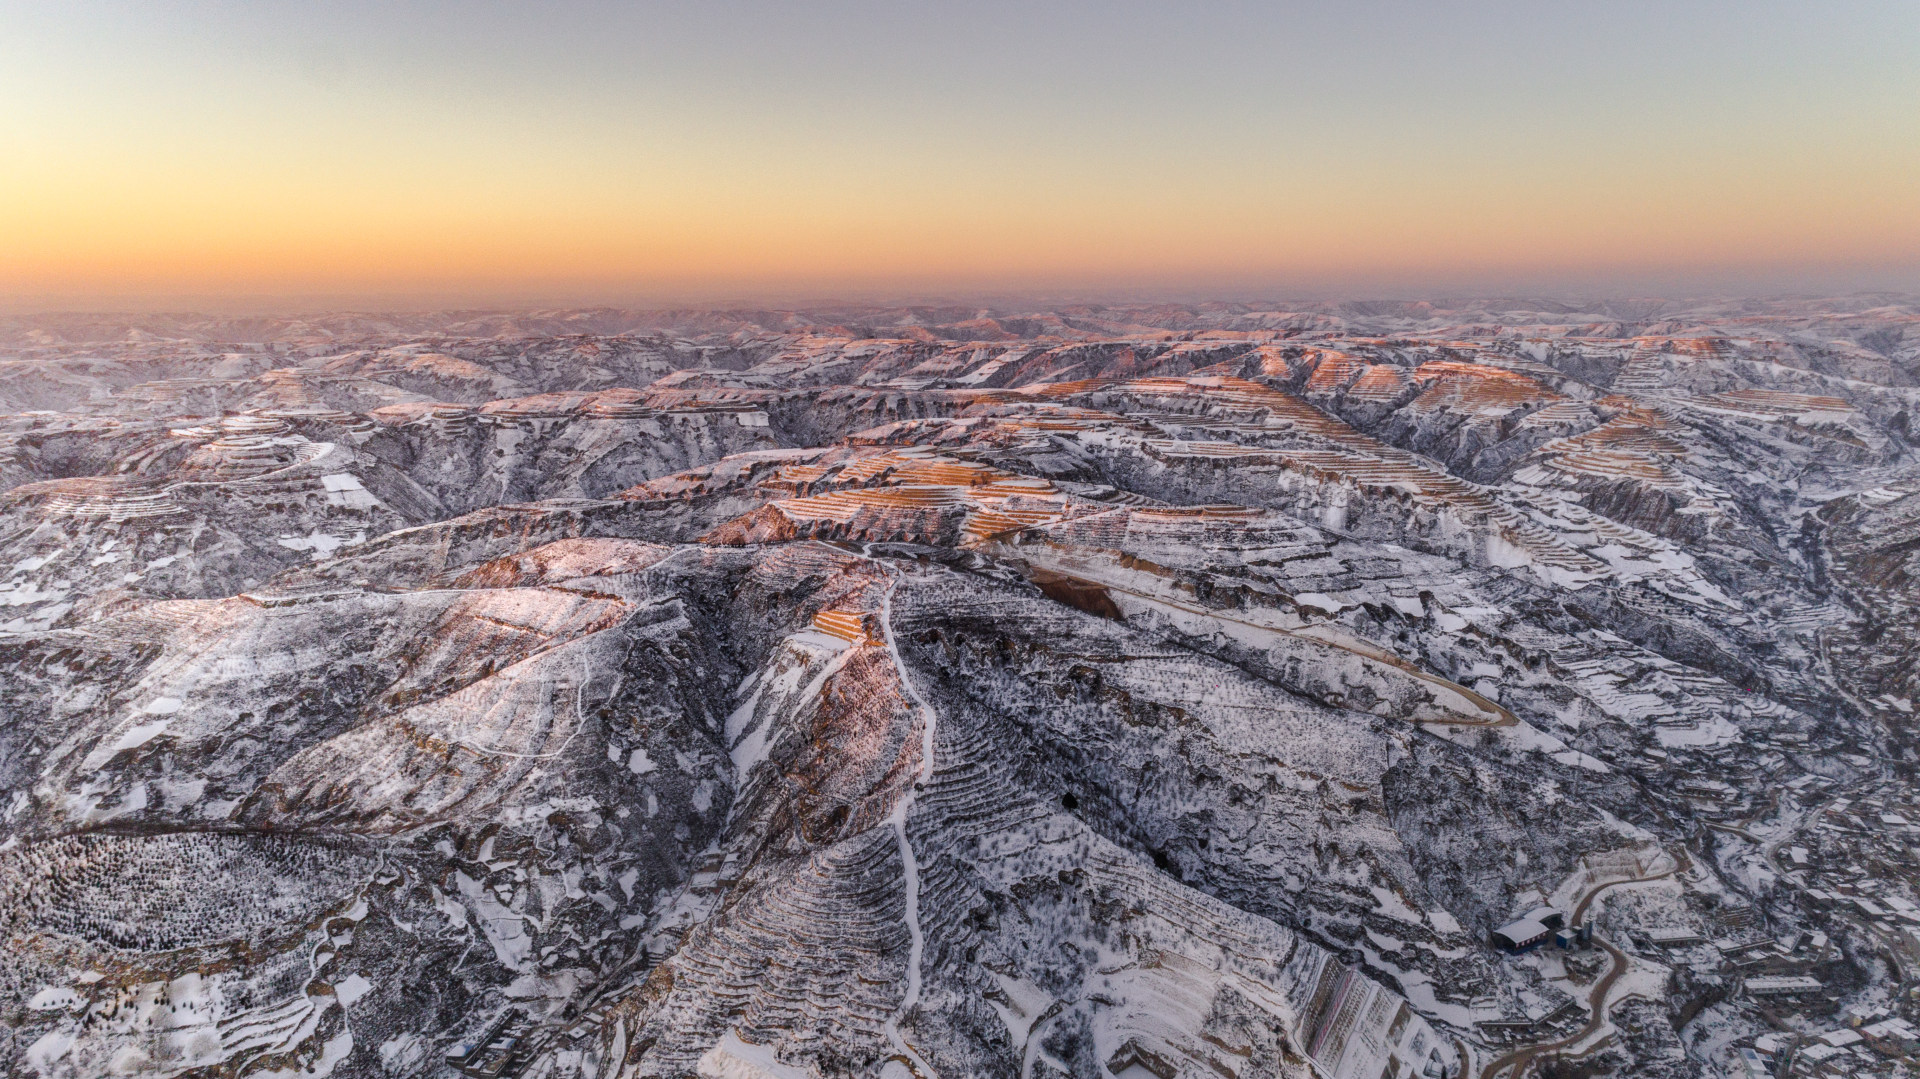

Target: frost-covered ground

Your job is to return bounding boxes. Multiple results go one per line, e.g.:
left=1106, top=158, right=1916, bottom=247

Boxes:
left=2, top=297, right=1919, bottom=1078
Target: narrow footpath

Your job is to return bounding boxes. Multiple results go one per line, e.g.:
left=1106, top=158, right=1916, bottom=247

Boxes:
left=874, top=568, right=942, bottom=1079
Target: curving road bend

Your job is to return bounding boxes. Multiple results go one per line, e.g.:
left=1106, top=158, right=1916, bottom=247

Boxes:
left=1478, top=849, right=1688, bottom=1079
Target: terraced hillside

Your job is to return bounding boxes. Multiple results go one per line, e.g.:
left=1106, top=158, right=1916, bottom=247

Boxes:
left=2, top=297, right=1919, bottom=1079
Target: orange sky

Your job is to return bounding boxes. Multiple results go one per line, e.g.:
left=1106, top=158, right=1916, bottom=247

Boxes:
left=4, top=3, right=1917, bottom=307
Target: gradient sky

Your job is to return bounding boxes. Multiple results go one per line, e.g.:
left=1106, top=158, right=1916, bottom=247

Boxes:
left=3, top=1, right=1918, bottom=307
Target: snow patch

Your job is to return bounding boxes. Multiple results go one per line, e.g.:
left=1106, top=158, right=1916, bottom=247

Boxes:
left=696, top=1031, right=812, bottom=1078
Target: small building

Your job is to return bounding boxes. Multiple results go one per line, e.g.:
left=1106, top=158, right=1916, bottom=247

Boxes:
left=1647, top=927, right=1705, bottom=947
left=1862, top=1017, right=1920, bottom=1051
left=1798, top=1043, right=1844, bottom=1067
left=1553, top=924, right=1594, bottom=949
left=1476, top=1018, right=1535, bottom=1042
left=446, top=1010, right=537, bottom=1079
left=1844, top=1002, right=1888, bottom=1027
left=1818, top=1028, right=1864, bottom=1048
left=1492, top=907, right=1565, bottom=952
left=1746, top=975, right=1824, bottom=997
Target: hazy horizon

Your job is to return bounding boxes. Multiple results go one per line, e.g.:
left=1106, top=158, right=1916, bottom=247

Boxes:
left=10, top=287, right=1920, bottom=323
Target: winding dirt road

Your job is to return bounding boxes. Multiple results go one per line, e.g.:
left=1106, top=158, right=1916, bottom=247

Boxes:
left=1478, top=849, right=1688, bottom=1079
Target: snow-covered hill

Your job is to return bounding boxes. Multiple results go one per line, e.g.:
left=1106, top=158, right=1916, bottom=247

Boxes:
left=2, top=298, right=1917, bottom=1079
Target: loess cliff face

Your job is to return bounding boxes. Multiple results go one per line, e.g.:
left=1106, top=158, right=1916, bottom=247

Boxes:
left=1, top=297, right=1918, bottom=1079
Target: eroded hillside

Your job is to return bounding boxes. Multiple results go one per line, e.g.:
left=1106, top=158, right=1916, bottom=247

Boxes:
left=3, top=297, right=1919, bottom=1079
